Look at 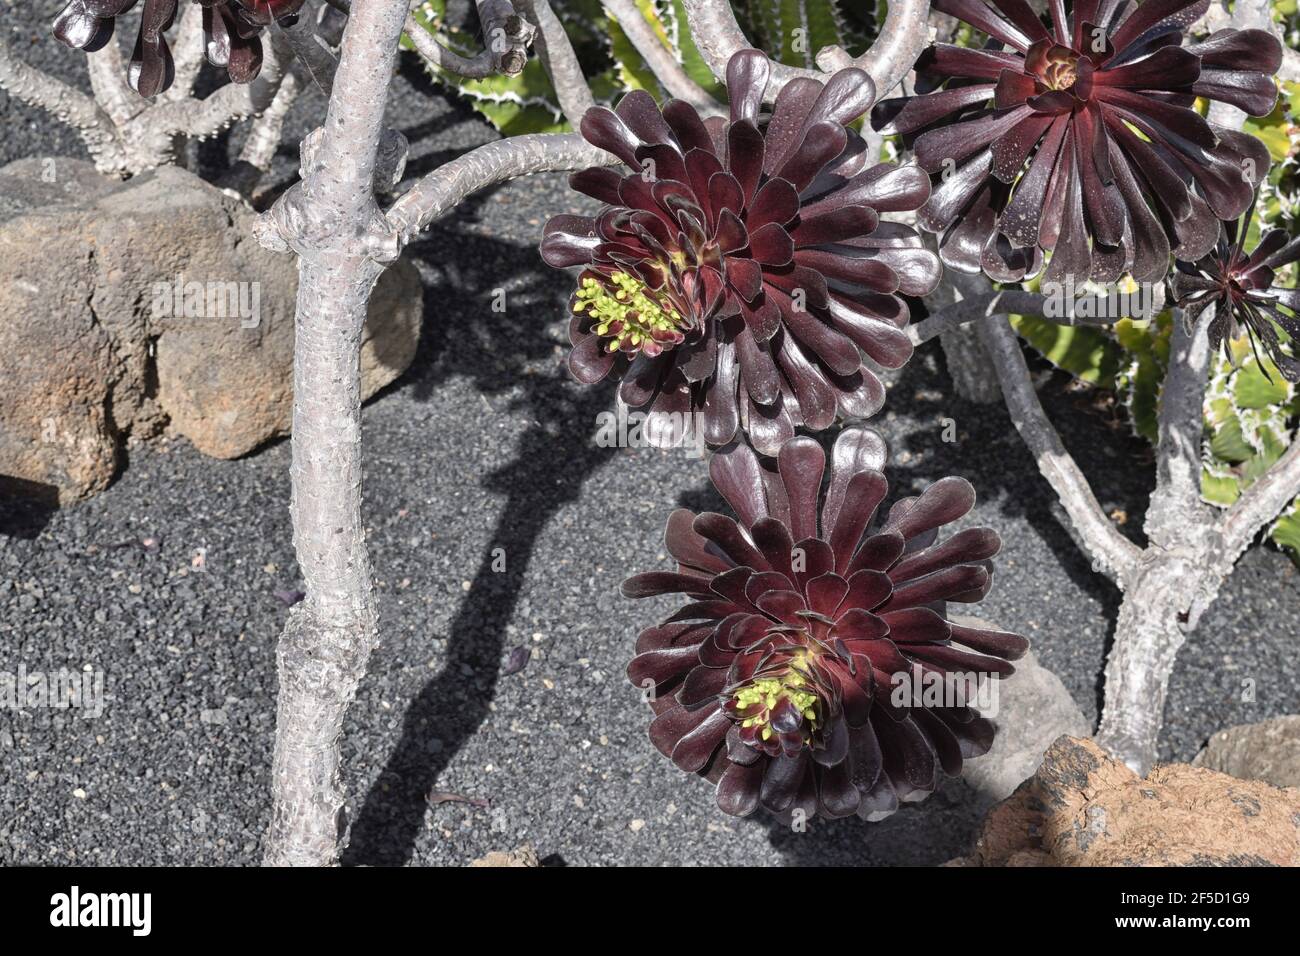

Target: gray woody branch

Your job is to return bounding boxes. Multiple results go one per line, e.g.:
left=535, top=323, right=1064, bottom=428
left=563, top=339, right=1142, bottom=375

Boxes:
left=1088, top=0, right=1299, bottom=774
left=258, top=0, right=415, bottom=868
left=1221, top=439, right=1300, bottom=559
left=162, top=0, right=207, bottom=104
left=476, top=0, right=535, bottom=76
left=254, top=0, right=625, bottom=865
left=907, top=289, right=1127, bottom=345
left=961, top=234, right=1293, bottom=775
left=388, top=132, right=614, bottom=244
left=377, top=0, right=532, bottom=79
left=680, top=0, right=930, bottom=99
left=977, top=312, right=1141, bottom=584
left=0, top=34, right=129, bottom=173
left=0, top=10, right=308, bottom=176
left=517, top=0, right=594, bottom=125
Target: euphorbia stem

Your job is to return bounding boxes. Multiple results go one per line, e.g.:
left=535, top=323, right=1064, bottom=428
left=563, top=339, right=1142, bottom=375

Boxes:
left=263, top=0, right=411, bottom=867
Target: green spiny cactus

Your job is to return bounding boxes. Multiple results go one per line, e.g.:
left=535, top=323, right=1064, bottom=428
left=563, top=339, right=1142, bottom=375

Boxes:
left=406, top=1, right=589, bottom=134
left=743, top=0, right=865, bottom=70
left=606, top=1, right=723, bottom=101
left=408, top=0, right=870, bottom=134
left=1200, top=345, right=1297, bottom=505
left=1112, top=311, right=1172, bottom=445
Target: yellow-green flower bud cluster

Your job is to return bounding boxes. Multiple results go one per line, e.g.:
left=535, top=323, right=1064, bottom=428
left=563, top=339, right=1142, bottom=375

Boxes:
left=572, top=271, right=685, bottom=356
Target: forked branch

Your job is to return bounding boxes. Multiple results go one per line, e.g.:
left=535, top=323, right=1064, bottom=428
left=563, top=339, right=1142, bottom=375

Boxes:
left=680, top=0, right=930, bottom=98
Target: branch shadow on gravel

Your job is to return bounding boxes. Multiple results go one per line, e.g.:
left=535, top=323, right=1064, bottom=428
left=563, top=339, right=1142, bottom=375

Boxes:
left=342, top=223, right=618, bottom=866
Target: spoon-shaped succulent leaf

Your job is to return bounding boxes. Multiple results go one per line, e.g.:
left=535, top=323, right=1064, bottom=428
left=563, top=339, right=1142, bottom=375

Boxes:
left=52, top=0, right=304, bottom=93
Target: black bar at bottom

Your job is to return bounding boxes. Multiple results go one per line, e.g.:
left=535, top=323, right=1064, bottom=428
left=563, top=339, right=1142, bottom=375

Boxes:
left=0, top=864, right=1285, bottom=940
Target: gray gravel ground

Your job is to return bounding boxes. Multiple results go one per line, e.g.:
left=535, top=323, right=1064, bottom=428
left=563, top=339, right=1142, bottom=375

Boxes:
left=2, top=3, right=1298, bottom=866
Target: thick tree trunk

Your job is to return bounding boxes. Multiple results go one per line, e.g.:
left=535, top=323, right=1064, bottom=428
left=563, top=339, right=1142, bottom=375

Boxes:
left=261, top=0, right=411, bottom=867
left=264, top=257, right=383, bottom=866
left=1095, top=315, right=1219, bottom=775
left=1094, top=554, right=1202, bottom=775
left=940, top=324, right=1002, bottom=404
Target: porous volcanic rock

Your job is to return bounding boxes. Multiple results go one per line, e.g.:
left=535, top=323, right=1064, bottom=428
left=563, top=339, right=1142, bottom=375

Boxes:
left=468, top=845, right=540, bottom=867
left=0, top=158, right=421, bottom=503
left=955, top=736, right=1300, bottom=866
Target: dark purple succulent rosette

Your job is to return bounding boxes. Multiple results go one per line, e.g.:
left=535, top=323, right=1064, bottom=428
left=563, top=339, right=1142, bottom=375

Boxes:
left=871, top=0, right=1283, bottom=284
left=53, top=0, right=305, bottom=97
left=622, top=428, right=1027, bottom=821
left=541, top=50, right=941, bottom=457
left=1171, top=200, right=1300, bottom=381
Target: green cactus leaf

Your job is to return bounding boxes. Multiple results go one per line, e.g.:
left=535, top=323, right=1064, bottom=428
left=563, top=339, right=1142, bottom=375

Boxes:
left=607, top=1, right=726, bottom=102
left=805, top=0, right=849, bottom=58
left=1009, top=314, right=1122, bottom=388
left=1201, top=469, right=1242, bottom=506
left=1286, top=80, right=1300, bottom=118
left=551, top=0, right=613, bottom=48
left=1209, top=413, right=1255, bottom=462
left=771, top=1, right=811, bottom=67
left=1271, top=496, right=1300, bottom=565
left=1242, top=95, right=1292, bottom=164
left=661, top=0, right=726, bottom=97
left=1241, top=421, right=1290, bottom=481
left=607, top=1, right=664, bottom=96
left=1125, top=358, right=1163, bottom=444
left=1233, top=357, right=1293, bottom=409
left=746, top=0, right=782, bottom=51
left=407, top=1, right=573, bottom=134
left=760, top=0, right=854, bottom=68
left=1113, top=314, right=1172, bottom=444
left=455, top=57, right=572, bottom=134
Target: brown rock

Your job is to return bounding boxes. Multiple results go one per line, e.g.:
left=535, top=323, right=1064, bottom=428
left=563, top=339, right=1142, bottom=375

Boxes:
left=0, top=161, right=132, bottom=502
left=468, top=845, right=540, bottom=868
left=958, top=736, right=1300, bottom=866
left=0, top=158, right=421, bottom=502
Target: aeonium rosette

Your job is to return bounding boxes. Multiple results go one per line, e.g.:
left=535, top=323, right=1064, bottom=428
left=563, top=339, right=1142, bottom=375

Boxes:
left=622, top=429, right=1028, bottom=821
left=871, top=0, right=1283, bottom=284
left=1171, top=197, right=1300, bottom=381
left=541, top=50, right=941, bottom=457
